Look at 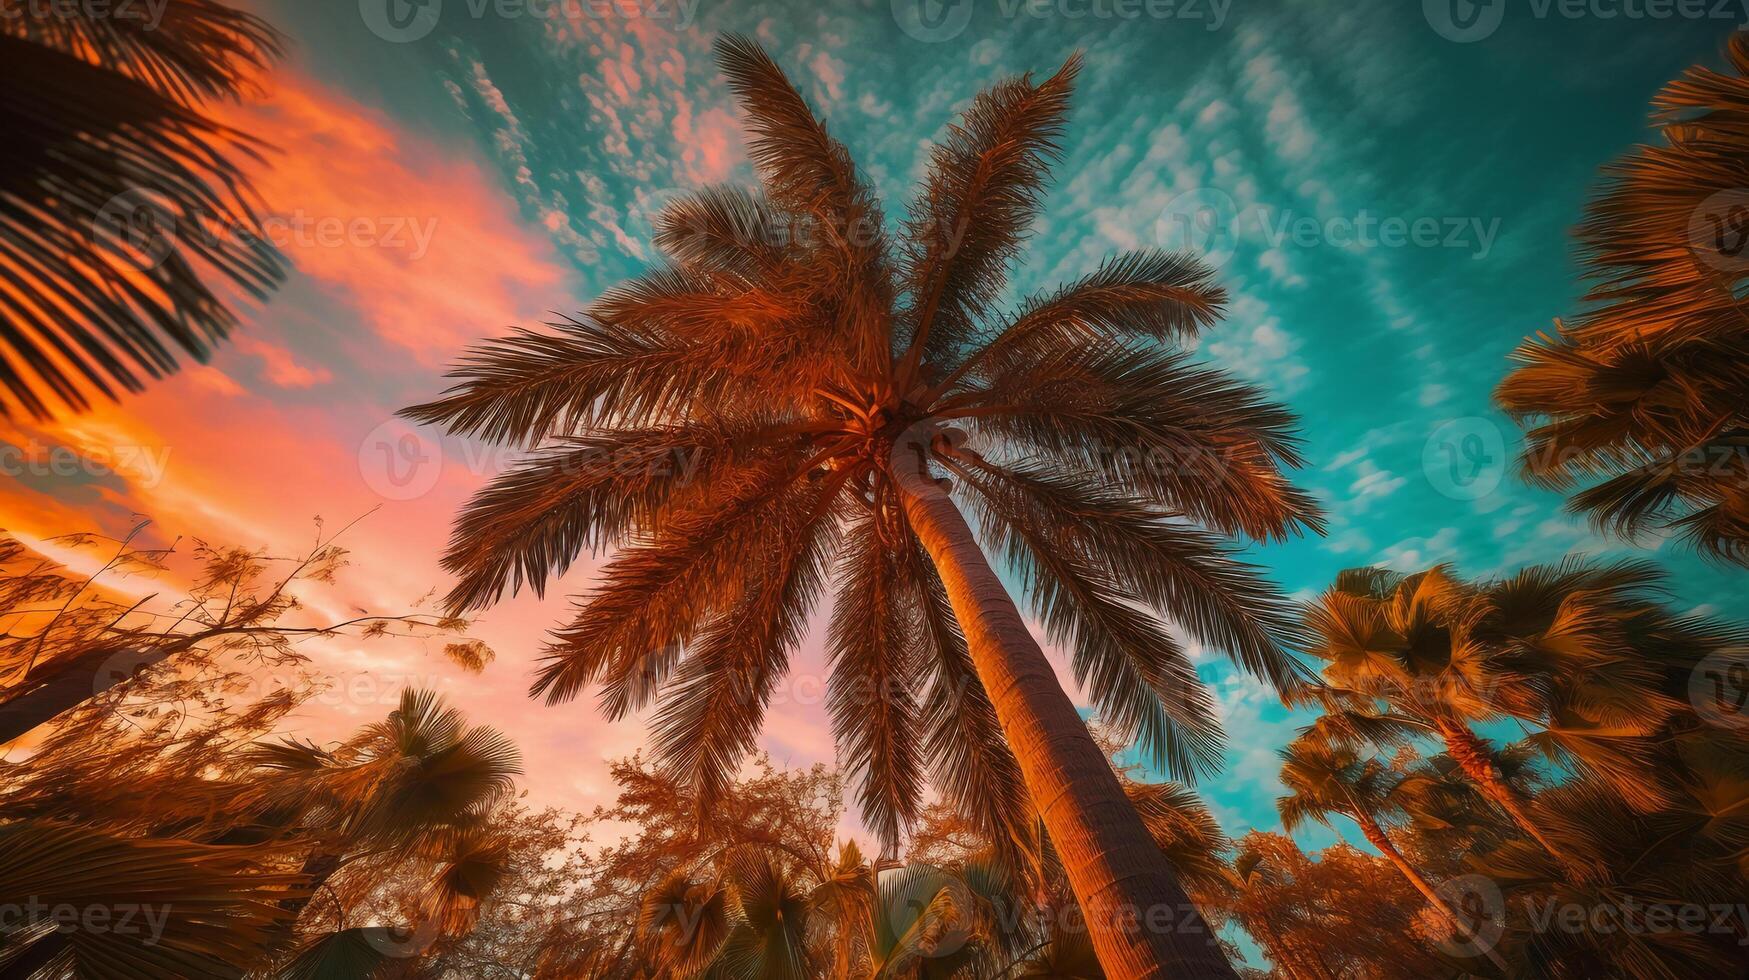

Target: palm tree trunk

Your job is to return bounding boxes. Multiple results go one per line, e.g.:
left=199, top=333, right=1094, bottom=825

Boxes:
left=899, top=475, right=1237, bottom=980
left=1350, top=811, right=1506, bottom=972
left=1434, top=717, right=1569, bottom=861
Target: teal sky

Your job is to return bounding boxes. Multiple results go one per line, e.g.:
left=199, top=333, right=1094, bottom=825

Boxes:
left=123, top=0, right=1749, bottom=867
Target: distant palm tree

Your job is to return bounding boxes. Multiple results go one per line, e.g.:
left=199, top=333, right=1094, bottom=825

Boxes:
left=246, top=688, right=521, bottom=932
left=1496, top=32, right=1749, bottom=565
left=1299, top=561, right=1724, bottom=864
left=406, top=35, right=1321, bottom=977
left=1276, top=736, right=1508, bottom=973
left=0, top=0, right=286, bottom=418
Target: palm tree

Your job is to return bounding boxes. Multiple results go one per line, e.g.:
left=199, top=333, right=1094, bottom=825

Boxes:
left=0, top=0, right=286, bottom=419
left=1298, top=560, right=1729, bottom=864
left=244, top=688, right=522, bottom=936
left=1495, top=31, right=1749, bottom=564
left=1275, top=736, right=1507, bottom=973
left=405, top=35, right=1320, bottom=978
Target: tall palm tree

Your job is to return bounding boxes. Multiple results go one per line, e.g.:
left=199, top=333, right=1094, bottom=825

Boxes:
left=0, top=0, right=286, bottom=419
left=406, top=36, right=1321, bottom=976
left=1495, top=31, right=1749, bottom=564
left=1275, top=736, right=1508, bottom=973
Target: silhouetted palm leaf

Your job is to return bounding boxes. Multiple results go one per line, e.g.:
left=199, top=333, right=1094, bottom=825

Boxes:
left=0, top=820, right=299, bottom=978
left=0, top=1, right=285, bottom=419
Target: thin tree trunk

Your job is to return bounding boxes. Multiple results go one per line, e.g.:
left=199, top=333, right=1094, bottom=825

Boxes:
left=899, top=473, right=1237, bottom=980
left=1435, top=717, right=1569, bottom=862
left=281, top=850, right=343, bottom=921
left=1350, top=812, right=1506, bottom=973
left=0, top=644, right=172, bottom=745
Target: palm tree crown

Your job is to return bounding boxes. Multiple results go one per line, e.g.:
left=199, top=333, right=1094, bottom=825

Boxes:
left=408, top=36, right=1320, bottom=862
left=406, top=35, right=1319, bottom=873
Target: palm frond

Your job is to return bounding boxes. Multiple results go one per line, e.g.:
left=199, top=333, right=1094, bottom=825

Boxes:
left=898, top=53, right=1082, bottom=375
left=826, top=516, right=925, bottom=855
left=528, top=456, right=806, bottom=712
left=951, top=454, right=1312, bottom=695
left=654, top=185, right=791, bottom=280
left=2, top=0, right=281, bottom=106
left=713, top=33, right=891, bottom=373
left=959, top=340, right=1324, bottom=541
left=0, top=820, right=299, bottom=978
left=0, top=34, right=284, bottom=419
left=437, top=419, right=799, bottom=612
left=958, top=461, right=1225, bottom=781
left=398, top=316, right=790, bottom=446
left=944, top=250, right=1227, bottom=394
left=899, top=537, right=1035, bottom=861
left=650, top=481, right=842, bottom=818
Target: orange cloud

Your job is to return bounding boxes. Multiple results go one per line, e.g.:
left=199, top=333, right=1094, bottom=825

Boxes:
left=208, top=71, right=572, bottom=361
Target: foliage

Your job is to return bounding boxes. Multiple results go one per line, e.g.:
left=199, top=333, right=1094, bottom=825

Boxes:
left=1277, top=558, right=1749, bottom=979
left=403, top=33, right=1316, bottom=874
left=1497, top=31, right=1749, bottom=564
left=0, top=0, right=286, bottom=418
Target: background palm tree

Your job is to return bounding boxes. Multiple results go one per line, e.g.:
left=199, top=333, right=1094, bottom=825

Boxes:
left=0, top=0, right=286, bottom=419
left=244, top=688, right=521, bottom=935
left=406, top=34, right=1322, bottom=978
left=1297, top=560, right=1727, bottom=864
left=1276, top=735, right=1507, bottom=973
left=1496, top=31, right=1749, bottom=564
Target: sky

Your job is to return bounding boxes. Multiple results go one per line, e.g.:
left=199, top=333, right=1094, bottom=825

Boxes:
left=2, top=0, right=1743, bottom=872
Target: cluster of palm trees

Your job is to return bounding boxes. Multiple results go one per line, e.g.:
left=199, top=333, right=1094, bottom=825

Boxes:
left=1, top=684, right=523, bottom=978
left=1275, top=560, right=1749, bottom=975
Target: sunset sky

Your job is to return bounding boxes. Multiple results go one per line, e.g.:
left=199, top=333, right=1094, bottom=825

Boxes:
left=1, top=0, right=1741, bottom=862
